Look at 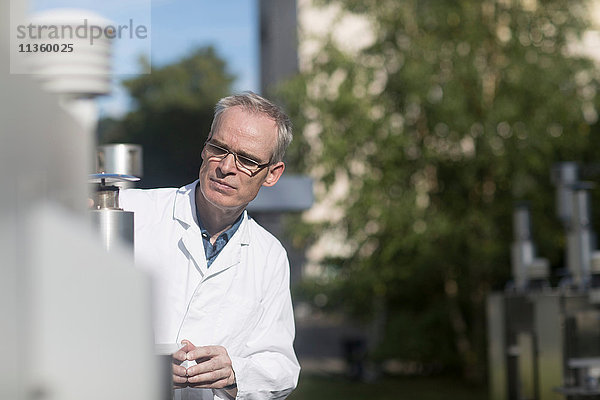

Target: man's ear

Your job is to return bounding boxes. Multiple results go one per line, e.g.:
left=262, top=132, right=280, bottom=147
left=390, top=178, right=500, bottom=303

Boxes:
left=262, top=162, right=285, bottom=187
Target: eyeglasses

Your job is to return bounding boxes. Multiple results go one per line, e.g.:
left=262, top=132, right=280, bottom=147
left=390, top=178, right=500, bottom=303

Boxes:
left=203, top=142, right=271, bottom=176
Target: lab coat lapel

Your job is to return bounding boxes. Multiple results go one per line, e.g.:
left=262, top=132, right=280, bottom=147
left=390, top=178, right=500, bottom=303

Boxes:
left=204, top=239, right=240, bottom=278
left=181, top=229, right=208, bottom=276
left=173, top=181, right=208, bottom=277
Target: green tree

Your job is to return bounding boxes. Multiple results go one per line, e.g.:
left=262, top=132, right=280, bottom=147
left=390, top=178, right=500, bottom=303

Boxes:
left=99, top=46, right=234, bottom=188
left=281, top=0, right=600, bottom=380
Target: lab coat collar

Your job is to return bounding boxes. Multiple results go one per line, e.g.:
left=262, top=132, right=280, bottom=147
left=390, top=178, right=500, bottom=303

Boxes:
left=173, top=181, right=251, bottom=278
left=238, top=211, right=250, bottom=246
left=173, top=181, right=200, bottom=229
left=173, top=181, right=251, bottom=246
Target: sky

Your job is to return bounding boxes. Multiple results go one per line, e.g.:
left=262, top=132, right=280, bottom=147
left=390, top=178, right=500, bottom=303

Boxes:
left=29, top=0, right=259, bottom=117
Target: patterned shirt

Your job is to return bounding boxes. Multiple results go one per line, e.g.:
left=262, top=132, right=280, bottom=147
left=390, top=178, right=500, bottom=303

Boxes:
left=197, top=211, right=243, bottom=268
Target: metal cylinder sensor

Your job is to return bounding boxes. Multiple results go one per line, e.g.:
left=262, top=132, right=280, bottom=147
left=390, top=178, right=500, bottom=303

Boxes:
left=90, top=209, right=134, bottom=254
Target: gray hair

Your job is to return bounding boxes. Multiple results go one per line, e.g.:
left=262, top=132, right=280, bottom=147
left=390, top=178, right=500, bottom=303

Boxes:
left=210, top=91, right=293, bottom=163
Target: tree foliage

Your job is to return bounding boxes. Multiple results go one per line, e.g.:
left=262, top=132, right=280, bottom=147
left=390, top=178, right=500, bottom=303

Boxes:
left=280, top=0, right=600, bottom=379
left=99, top=46, right=234, bottom=187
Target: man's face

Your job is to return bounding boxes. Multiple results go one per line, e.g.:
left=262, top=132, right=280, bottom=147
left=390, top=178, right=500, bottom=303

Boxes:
left=197, top=106, right=284, bottom=213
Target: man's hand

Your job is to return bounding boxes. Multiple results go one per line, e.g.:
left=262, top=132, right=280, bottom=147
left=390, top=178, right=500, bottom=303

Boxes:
left=172, top=341, right=192, bottom=386
left=172, top=340, right=237, bottom=394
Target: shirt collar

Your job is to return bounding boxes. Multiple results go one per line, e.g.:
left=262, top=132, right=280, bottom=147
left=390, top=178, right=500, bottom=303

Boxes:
left=197, top=207, right=243, bottom=243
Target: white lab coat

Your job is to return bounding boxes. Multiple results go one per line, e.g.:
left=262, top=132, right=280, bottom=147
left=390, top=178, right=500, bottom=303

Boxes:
left=120, top=181, right=300, bottom=400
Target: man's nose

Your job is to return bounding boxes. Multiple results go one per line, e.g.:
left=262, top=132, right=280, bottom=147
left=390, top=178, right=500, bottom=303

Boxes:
left=217, top=152, right=237, bottom=174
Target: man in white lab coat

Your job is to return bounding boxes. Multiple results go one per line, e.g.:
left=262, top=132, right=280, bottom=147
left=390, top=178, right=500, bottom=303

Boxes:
left=120, top=92, right=300, bottom=400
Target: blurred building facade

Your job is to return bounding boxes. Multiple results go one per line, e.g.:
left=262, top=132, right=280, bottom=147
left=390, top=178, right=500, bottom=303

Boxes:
left=259, top=0, right=298, bottom=95
left=259, top=0, right=378, bottom=375
left=260, top=0, right=376, bottom=280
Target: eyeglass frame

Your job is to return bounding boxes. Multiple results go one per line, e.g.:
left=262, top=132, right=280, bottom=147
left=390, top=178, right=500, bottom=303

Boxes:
left=202, top=140, right=273, bottom=177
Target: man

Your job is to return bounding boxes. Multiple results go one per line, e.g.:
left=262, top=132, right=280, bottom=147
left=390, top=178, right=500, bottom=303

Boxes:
left=120, top=92, right=300, bottom=400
